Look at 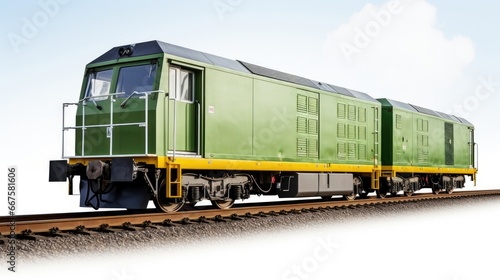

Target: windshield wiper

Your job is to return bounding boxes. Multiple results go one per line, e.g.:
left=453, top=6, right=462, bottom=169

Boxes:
left=82, top=97, right=102, bottom=110
left=89, top=98, right=102, bottom=110
left=120, top=91, right=139, bottom=108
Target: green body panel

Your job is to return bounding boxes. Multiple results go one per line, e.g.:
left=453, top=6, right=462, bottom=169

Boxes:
left=379, top=99, right=473, bottom=168
left=391, top=108, right=414, bottom=165
left=167, top=99, right=196, bottom=152
left=453, top=124, right=471, bottom=167
left=319, top=93, right=379, bottom=164
left=154, top=91, right=167, bottom=156
left=202, top=67, right=381, bottom=164
left=204, top=69, right=254, bottom=158
left=251, top=79, right=297, bottom=161
left=75, top=96, right=158, bottom=156
left=318, top=93, right=338, bottom=160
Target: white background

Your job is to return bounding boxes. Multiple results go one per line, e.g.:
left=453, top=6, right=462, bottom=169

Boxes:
left=1, top=1, right=499, bottom=279
left=1, top=0, right=498, bottom=214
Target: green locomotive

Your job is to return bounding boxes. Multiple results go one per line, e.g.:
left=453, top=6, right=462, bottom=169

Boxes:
left=378, top=99, right=476, bottom=197
left=48, top=40, right=477, bottom=212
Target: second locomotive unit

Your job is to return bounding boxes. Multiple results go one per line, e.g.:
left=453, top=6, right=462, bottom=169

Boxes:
left=49, top=40, right=477, bottom=212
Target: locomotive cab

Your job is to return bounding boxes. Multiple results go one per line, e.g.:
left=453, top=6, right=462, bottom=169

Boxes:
left=78, top=61, right=159, bottom=156
left=49, top=42, right=207, bottom=211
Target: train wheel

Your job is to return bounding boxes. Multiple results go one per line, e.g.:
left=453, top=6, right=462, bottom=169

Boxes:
left=376, top=190, right=387, bottom=198
left=359, top=192, right=369, bottom=199
left=354, top=176, right=369, bottom=199
left=376, top=184, right=388, bottom=198
left=345, top=176, right=363, bottom=201
left=154, top=179, right=185, bottom=213
left=211, top=199, right=235, bottom=209
left=391, top=191, right=398, bottom=197
left=446, top=186, right=454, bottom=194
left=344, top=176, right=360, bottom=201
left=321, top=196, right=333, bottom=201
left=404, top=191, right=413, bottom=197
left=377, top=179, right=389, bottom=199
left=343, top=193, right=356, bottom=201
left=432, top=185, right=440, bottom=195
left=154, top=200, right=184, bottom=213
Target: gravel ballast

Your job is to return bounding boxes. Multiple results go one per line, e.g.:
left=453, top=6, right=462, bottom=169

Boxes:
left=2, top=195, right=499, bottom=263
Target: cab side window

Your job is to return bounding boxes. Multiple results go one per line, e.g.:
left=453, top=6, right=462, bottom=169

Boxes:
left=169, top=66, right=194, bottom=102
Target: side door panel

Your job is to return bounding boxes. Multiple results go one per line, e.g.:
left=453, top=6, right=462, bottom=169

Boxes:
left=445, top=122, right=454, bottom=165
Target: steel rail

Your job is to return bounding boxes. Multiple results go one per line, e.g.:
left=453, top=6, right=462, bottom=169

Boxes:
left=1, top=190, right=499, bottom=237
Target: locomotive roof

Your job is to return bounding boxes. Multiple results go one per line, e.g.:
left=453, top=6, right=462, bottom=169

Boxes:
left=89, top=40, right=378, bottom=103
left=378, top=98, right=473, bottom=125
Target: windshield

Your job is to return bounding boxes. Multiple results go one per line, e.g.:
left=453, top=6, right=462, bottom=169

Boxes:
left=116, top=64, right=157, bottom=98
left=85, top=69, right=112, bottom=101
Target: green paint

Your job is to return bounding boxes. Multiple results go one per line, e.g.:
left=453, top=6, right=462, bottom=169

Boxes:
left=75, top=58, right=163, bottom=156
left=378, top=98, right=473, bottom=168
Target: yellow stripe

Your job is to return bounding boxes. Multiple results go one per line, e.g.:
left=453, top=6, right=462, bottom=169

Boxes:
left=68, top=156, right=379, bottom=173
left=161, top=157, right=379, bottom=173
left=68, top=157, right=160, bottom=166
left=382, top=165, right=477, bottom=176
left=68, top=157, right=476, bottom=178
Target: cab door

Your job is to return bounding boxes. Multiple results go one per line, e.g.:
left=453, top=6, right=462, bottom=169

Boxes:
left=445, top=122, right=454, bottom=165
left=168, top=66, right=198, bottom=155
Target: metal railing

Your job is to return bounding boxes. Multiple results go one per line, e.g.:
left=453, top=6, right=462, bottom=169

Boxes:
left=372, top=106, right=379, bottom=167
left=62, top=91, right=164, bottom=158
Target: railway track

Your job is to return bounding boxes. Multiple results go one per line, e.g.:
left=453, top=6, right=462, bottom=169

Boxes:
left=1, top=189, right=499, bottom=242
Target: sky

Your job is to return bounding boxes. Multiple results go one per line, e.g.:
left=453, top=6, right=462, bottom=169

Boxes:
left=1, top=0, right=500, bottom=279
left=0, top=0, right=499, bottom=210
